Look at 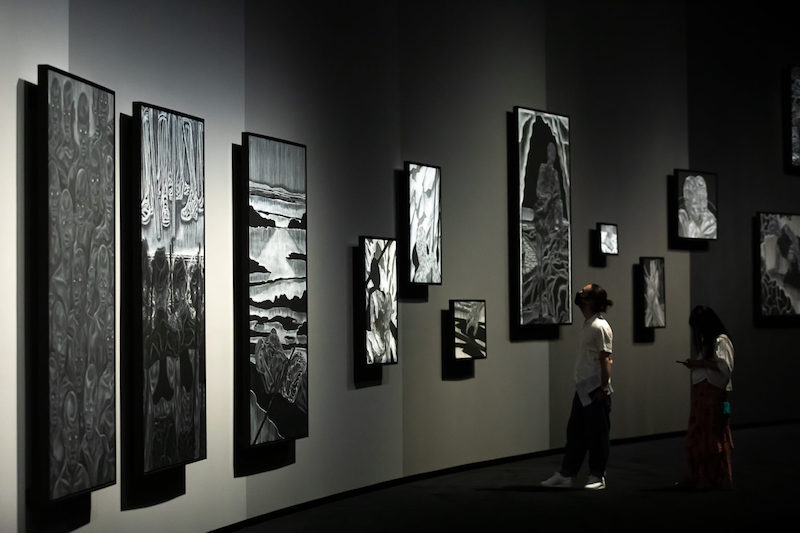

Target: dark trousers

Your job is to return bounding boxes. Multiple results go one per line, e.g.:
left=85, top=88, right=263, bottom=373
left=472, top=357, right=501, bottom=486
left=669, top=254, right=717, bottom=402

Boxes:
left=560, top=392, right=611, bottom=478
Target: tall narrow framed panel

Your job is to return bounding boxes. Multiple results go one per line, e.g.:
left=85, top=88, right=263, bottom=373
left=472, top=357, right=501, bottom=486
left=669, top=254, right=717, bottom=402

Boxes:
left=597, top=223, right=619, bottom=256
left=510, top=106, right=572, bottom=339
left=33, top=65, right=117, bottom=501
left=450, top=300, right=487, bottom=360
left=784, top=66, right=800, bottom=176
left=406, top=162, right=442, bottom=285
left=127, top=102, right=207, bottom=474
left=671, top=169, right=718, bottom=242
left=235, top=133, right=308, bottom=453
left=639, top=257, right=666, bottom=329
left=356, top=237, right=398, bottom=366
left=755, top=212, right=800, bottom=326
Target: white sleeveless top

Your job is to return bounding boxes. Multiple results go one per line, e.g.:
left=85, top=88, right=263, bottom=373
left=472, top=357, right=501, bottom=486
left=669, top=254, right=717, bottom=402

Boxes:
left=691, top=334, right=733, bottom=392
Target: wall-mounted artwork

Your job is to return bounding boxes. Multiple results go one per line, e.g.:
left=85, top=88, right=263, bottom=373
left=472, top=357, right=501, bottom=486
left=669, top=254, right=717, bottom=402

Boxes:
left=407, top=162, right=442, bottom=285
left=598, top=223, right=619, bottom=255
left=37, top=65, right=116, bottom=500
left=510, top=106, right=572, bottom=338
left=640, top=257, right=666, bottom=328
left=784, top=66, right=800, bottom=175
left=756, top=212, right=800, bottom=324
left=451, top=300, right=487, bottom=360
left=239, top=133, right=308, bottom=446
left=673, top=169, right=718, bottom=241
left=134, top=103, right=206, bottom=473
left=359, top=237, right=398, bottom=365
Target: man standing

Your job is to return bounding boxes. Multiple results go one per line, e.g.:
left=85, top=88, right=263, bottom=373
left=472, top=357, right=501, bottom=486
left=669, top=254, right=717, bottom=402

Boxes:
left=542, top=283, right=614, bottom=490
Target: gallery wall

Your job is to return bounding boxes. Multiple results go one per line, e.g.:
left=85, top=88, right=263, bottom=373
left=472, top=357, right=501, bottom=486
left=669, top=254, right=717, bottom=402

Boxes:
left=686, top=3, right=800, bottom=425
left=544, top=0, right=692, bottom=445
left=2, top=1, right=798, bottom=532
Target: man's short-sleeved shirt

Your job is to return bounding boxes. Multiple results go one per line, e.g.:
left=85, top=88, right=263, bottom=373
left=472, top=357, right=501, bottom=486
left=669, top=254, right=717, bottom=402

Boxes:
left=574, top=313, right=613, bottom=387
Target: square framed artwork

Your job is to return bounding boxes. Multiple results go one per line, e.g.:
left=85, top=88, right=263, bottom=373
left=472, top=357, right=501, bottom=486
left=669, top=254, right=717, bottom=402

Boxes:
left=356, top=236, right=398, bottom=365
left=755, top=212, right=800, bottom=325
left=234, top=132, right=309, bottom=450
left=509, top=106, right=572, bottom=338
left=34, top=64, right=117, bottom=501
left=450, top=300, right=487, bottom=360
left=407, top=161, right=442, bottom=285
left=125, top=102, right=207, bottom=475
left=784, top=66, right=800, bottom=176
left=597, top=223, right=619, bottom=255
left=671, top=169, right=718, bottom=242
left=639, top=257, right=666, bottom=329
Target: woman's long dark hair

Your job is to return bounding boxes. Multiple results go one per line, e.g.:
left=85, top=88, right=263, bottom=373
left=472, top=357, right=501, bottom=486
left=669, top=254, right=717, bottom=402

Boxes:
left=689, top=305, right=729, bottom=359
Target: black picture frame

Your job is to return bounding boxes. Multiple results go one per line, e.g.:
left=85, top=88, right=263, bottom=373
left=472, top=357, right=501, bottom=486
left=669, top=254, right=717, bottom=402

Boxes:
left=450, top=300, right=487, bottom=360
left=404, top=161, right=442, bottom=287
left=123, top=102, right=207, bottom=478
left=355, top=236, right=398, bottom=367
left=509, top=106, right=572, bottom=340
left=669, top=169, right=718, bottom=246
left=31, top=64, right=117, bottom=503
left=783, top=66, right=800, bottom=176
left=754, top=212, right=800, bottom=326
left=597, top=223, right=619, bottom=256
left=639, top=257, right=666, bottom=329
left=232, top=133, right=309, bottom=476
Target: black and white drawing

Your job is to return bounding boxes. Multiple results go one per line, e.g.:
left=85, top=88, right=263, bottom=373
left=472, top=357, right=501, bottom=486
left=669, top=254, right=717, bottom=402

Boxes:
left=598, top=223, right=619, bottom=255
left=40, top=66, right=116, bottom=500
left=408, top=162, right=441, bottom=284
left=786, top=66, right=800, bottom=175
left=363, top=237, right=398, bottom=365
left=758, top=212, right=800, bottom=320
left=137, top=104, right=206, bottom=472
left=451, top=300, right=487, bottom=360
left=513, top=107, right=572, bottom=329
left=641, top=257, right=666, bottom=328
left=675, top=170, right=717, bottom=240
left=245, top=134, right=308, bottom=445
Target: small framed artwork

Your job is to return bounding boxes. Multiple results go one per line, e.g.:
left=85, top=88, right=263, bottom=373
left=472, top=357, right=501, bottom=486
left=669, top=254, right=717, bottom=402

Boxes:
left=510, top=106, right=572, bottom=339
left=357, top=236, right=398, bottom=365
left=784, top=66, right=800, bottom=175
left=755, top=212, right=800, bottom=325
left=450, top=300, right=487, bottom=360
left=671, top=169, right=718, bottom=242
left=597, top=223, right=619, bottom=255
left=407, top=162, right=442, bottom=285
left=640, top=257, right=666, bottom=328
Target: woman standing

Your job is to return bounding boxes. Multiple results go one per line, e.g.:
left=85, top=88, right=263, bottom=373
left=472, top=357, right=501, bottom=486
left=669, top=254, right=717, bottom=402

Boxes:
left=677, top=305, right=734, bottom=489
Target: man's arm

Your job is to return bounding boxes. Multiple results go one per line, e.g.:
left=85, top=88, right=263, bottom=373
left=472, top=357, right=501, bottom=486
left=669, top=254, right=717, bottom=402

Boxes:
left=592, top=351, right=612, bottom=402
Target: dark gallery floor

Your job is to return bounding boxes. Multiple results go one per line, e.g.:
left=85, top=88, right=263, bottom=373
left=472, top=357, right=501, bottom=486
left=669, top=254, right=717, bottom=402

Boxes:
left=217, top=423, right=798, bottom=532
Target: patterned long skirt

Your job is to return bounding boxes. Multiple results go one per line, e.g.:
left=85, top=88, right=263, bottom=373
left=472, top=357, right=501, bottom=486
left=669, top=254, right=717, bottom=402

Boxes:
left=685, top=380, right=733, bottom=488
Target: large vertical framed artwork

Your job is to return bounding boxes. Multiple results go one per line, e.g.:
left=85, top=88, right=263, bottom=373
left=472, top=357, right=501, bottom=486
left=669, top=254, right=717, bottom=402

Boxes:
left=755, top=212, right=800, bottom=326
left=639, top=257, right=666, bottom=329
left=407, top=162, right=442, bottom=285
left=33, top=65, right=116, bottom=501
left=126, top=103, right=207, bottom=474
left=784, top=66, right=800, bottom=176
left=670, top=169, right=718, bottom=243
left=356, top=237, right=398, bottom=366
left=510, top=106, right=572, bottom=339
left=450, top=300, right=487, bottom=360
left=234, top=133, right=308, bottom=455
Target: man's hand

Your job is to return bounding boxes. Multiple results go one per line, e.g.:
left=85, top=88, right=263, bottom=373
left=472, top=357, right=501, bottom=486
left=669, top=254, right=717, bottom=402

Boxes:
left=591, top=388, right=609, bottom=403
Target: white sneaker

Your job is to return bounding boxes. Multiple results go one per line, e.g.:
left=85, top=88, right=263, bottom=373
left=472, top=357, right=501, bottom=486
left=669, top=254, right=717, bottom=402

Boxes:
left=584, top=475, right=606, bottom=490
left=541, top=472, right=575, bottom=488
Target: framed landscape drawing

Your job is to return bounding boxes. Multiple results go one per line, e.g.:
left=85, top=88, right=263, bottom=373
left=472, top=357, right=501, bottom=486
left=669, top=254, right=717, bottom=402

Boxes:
left=35, top=65, right=116, bottom=501
left=597, top=223, right=619, bottom=255
left=127, top=102, right=207, bottom=474
left=235, top=133, right=308, bottom=450
left=672, top=169, right=718, bottom=242
left=510, top=106, right=572, bottom=338
left=640, top=257, right=666, bottom=329
left=784, top=66, right=800, bottom=175
left=756, top=212, right=800, bottom=325
left=451, top=300, right=487, bottom=360
left=407, top=162, right=442, bottom=285
left=356, top=237, right=398, bottom=365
